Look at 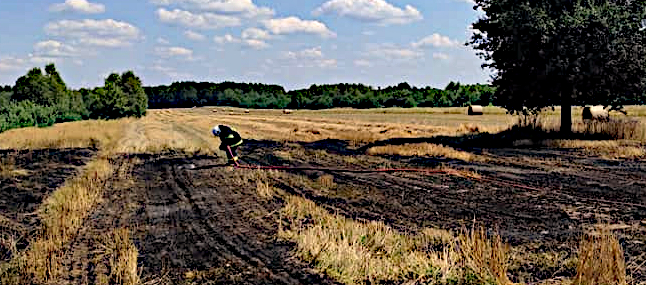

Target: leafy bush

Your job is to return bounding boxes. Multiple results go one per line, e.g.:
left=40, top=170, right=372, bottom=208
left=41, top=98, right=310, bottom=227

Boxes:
left=0, top=64, right=148, bottom=134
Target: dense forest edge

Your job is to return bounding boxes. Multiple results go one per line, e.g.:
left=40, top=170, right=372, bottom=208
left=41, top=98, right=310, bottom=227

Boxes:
left=3, top=63, right=646, bottom=134
left=144, top=81, right=498, bottom=109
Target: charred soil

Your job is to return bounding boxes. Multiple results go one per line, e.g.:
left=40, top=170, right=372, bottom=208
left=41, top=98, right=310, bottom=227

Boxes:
left=0, top=148, right=96, bottom=262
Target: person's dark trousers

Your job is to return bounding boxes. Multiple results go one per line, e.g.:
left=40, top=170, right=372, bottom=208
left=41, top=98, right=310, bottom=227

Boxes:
left=220, top=143, right=238, bottom=164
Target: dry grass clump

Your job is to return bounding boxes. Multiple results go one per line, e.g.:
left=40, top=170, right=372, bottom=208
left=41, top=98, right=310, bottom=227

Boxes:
left=316, top=175, right=336, bottom=189
left=279, top=195, right=513, bottom=285
left=2, top=158, right=114, bottom=283
left=541, top=140, right=645, bottom=159
left=233, top=169, right=282, bottom=199
left=366, top=143, right=481, bottom=162
left=513, top=114, right=646, bottom=142
left=94, top=228, right=140, bottom=285
left=0, top=156, right=29, bottom=178
left=0, top=119, right=131, bottom=151
left=572, top=228, right=627, bottom=285
left=458, top=226, right=513, bottom=285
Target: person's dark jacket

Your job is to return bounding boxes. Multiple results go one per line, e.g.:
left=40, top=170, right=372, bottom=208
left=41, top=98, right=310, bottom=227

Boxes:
left=217, top=125, right=243, bottom=147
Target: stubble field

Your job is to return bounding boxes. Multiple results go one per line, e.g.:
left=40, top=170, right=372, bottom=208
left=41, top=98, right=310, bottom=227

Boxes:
left=1, top=106, right=646, bottom=285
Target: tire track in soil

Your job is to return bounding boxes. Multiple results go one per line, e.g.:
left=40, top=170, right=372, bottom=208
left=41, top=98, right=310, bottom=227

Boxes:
left=133, top=155, right=340, bottom=284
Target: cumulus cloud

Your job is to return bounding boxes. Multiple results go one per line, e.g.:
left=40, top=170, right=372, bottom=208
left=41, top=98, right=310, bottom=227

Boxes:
left=214, top=34, right=240, bottom=44
left=155, top=46, right=195, bottom=60
left=45, top=19, right=141, bottom=47
left=365, top=44, right=423, bottom=61
left=150, top=64, right=193, bottom=79
left=184, top=30, right=206, bottom=41
left=33, top=40, right=78, bottom=57
left=412, top=33, right=461, bottom=48
left=283, top=46, right=323, bottom=59
left=244, top=39, right=269, bottom=49
left=214, top=33, right=269, bottom=49
left=432, top=52, right=450, bottom=60
left=313, top=0, right=422, bottom=26
left=0, top=57, right=26, bottom=72
left=354, top=59, right=372, bottom=67
left=241, top=27, right=271, bottom=41
left=263, top=17, right=336, bottom=38
left=281, top=46, right=337, bottom=69
left=157, top=8, right=241, bottom=30
left=49, top=0, right=106, bottom=14
left=150, top=0, right=274, bottom=18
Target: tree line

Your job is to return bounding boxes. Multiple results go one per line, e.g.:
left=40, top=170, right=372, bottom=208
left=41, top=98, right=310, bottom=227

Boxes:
left=0, top=64, right=147, bottom=133
left=144, top=81, right=498, bottom=109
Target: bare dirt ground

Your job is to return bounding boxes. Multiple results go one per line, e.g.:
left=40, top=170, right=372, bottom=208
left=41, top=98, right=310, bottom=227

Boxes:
left=0, top=148, right=95, bottom=262
left=56, top=137, right=646, bottom=284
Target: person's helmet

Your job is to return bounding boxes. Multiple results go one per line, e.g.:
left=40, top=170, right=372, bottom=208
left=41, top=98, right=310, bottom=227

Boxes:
left=212, top=125, right=221, bottom=136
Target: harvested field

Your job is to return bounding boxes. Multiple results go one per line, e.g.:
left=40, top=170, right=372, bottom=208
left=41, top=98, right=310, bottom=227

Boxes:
left=3, top=106, right=646, bottom=284
left=0, top=148, right=96, bottom=262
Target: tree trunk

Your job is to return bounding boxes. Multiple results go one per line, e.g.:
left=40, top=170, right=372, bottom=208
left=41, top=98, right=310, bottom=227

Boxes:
left=560, top=91, right=572, bottom=135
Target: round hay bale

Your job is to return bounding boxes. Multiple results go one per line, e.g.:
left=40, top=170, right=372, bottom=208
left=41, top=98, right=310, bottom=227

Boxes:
left=283, top=109, right=293, bottom=115
left=468, top=105, right=484, bottom=116
left=582, top=106, right=609, bottom=121
left=244, top=109, right=250, bottom=114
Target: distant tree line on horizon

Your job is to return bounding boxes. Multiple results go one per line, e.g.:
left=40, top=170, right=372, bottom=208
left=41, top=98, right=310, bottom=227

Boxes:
left=0, top=64, right=147, bottom=133
left=144, top=81, right=499, bottom=109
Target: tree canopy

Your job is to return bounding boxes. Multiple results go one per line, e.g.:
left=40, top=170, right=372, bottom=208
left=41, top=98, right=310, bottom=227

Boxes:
left=0, top=64, right=147, bottom=133
left=470, top=0, right=646, bottom=132
left=145, top=81, right=498, bottom=110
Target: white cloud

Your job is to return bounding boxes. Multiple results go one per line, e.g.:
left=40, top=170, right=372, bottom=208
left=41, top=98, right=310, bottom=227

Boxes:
left=156, top=37, right=170, bottom=45
left=432, top=52, right=450, bottom=60
left=313, top=0, right=422, bottom=26
left=214, top=34, right=240, bottom=44
left=263, top=17, right=336, bottom=38
left=155, top=46, right=195, bottom=60
left=150, top=0, right=274, bottom=18
left=49, top=0, right=105, bottom=14
left=244, top=39, right=269, bottom=49
left=150, top=63, right=193, bottom=79
left=0, top=57, right=26, bottom=72
left=412, top=33, right=461, bottom=48
left=33, top=40, right=77, bottom=57
left=281, top=46, right=337, bottom=68
left=184, top=30, right=206, bottom=41
left=354, top=59, right=372, bottom=67
left=362, top=30, right=376, bottom=36
left=157, top=8, right=241, bottom=30
left=28, top=55, right=62, bottom=65
left=45, top=19, right=141, bottom=47
left=214, top=33, right=268, bottom=49
left=284, top=46, right=323, bottom=59
left=366, top=44, right=423, bottom=61
left=241, top=27, right=271, bottom=41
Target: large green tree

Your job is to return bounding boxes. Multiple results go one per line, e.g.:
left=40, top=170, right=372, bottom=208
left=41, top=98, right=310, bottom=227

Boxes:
left=470, top=0, right=646, bottom=133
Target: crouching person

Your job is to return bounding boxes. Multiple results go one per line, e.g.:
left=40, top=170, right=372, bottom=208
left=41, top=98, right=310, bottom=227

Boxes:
left=212, top=125, right=243, bottom=166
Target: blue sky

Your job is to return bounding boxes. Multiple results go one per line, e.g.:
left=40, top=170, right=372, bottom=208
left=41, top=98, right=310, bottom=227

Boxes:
left=0, top=0, right=489, bottom=90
